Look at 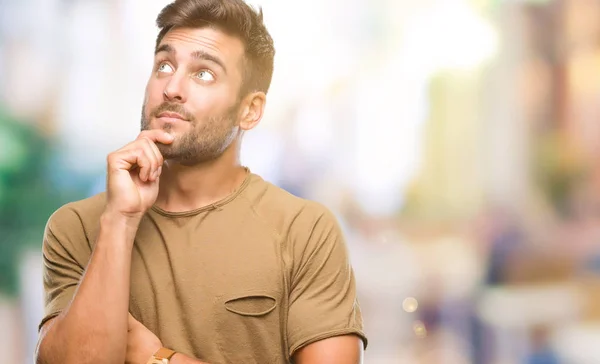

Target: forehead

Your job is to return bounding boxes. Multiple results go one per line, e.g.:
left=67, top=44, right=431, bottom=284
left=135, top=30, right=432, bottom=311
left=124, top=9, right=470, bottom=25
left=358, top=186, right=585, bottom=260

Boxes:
left=158, top=27, right=245, bottom=66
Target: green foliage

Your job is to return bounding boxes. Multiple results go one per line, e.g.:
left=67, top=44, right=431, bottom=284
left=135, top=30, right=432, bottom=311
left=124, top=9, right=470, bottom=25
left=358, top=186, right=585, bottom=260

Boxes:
left=0, top=108, right=87, bottom=296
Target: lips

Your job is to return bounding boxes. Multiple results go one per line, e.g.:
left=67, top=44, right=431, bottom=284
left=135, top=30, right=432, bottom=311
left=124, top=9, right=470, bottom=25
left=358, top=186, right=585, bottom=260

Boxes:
left=157, top=111, right=186, bottom=121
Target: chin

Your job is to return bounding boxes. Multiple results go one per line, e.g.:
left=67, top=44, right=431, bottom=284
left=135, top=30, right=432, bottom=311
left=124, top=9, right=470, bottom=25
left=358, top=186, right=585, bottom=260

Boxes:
left=156, top=142, right=176, bottom=158
left=159, top=121, right=191, bottom=135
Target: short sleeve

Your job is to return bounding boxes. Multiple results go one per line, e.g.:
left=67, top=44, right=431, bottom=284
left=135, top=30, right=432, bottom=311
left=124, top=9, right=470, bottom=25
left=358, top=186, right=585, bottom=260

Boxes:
left=39, top=205, right=90, bottom=330
left=286, top=204, right=367, bottom=357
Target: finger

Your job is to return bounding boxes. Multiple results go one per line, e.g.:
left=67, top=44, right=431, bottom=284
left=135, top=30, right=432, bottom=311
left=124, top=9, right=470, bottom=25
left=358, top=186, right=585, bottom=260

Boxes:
left=137, top=145, right=157, bottom=182
left=121, top=145, right=152, bottom=182
left=107, top=132, right=170, bottom=174
left=139, top=138, right=160, bottom=181
left=137, top=130, right=174, bottom=145
left=143, top=138, right=164, bottom=177
left=107, top=147, right=145, bottom=173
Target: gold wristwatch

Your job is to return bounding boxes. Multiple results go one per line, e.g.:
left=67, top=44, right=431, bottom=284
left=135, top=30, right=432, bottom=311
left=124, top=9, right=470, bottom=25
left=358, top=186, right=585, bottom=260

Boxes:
left=146, top=347, right=176, bottom=364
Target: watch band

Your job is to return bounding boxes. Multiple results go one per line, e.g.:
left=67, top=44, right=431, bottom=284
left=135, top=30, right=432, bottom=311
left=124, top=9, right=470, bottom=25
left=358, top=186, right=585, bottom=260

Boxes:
left=146, top=347, right=176, bottom=364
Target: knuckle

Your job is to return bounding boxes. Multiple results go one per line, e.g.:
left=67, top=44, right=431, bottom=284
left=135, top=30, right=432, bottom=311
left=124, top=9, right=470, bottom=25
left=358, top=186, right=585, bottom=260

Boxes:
left=137, top=137, right=151, bottom=147
left=141, top=137, right=156, bottom=152
left=106, top=152, right=118, bottom=164
left=135, top=150, right=148, bottom=165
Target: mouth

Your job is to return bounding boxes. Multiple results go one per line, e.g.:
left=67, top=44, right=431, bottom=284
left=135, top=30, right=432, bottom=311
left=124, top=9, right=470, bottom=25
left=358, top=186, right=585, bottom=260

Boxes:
left=156, top=111, right=187, bottom=121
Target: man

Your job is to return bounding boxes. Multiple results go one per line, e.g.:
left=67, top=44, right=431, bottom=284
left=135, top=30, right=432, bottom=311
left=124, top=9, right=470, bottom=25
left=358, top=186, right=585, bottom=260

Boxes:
left=35, top=0, right=367, bottom=363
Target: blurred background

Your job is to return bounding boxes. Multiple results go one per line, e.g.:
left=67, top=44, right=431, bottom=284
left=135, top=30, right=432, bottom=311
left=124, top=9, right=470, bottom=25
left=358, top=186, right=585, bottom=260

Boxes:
left=1, top=0, right=600, bottom=362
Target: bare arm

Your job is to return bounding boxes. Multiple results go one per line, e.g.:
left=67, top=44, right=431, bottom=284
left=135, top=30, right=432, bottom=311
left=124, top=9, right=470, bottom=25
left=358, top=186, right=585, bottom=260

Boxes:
left=293, top=335, right=364, bottom=364
left=36, top=214, right=139, bottom=364
left=36, top=130, right=173, bottom=364
left=285, top=205, right=367, bottom=361
left=170, top=353, right=211, bottom=364
left=126, top=314, right=209, bottom=364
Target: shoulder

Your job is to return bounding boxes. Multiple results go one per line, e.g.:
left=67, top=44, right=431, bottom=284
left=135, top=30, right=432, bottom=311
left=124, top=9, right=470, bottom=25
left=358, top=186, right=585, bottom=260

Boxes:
left=45, top=192, right=107, bottom=245
left=241, top=174, right=338, bottom=235
left=240, top=174, right=343, bottom=261
left=48, top=192, right=106, bottom=227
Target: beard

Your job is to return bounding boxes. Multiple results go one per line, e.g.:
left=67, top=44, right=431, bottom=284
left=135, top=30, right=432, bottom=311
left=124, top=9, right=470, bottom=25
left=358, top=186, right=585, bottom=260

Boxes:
left=140, top=101, right=240, bottom=165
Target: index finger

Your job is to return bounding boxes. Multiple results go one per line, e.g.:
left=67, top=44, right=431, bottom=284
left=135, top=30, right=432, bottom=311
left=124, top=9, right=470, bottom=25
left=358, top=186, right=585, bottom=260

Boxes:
left=137, top=130, right=174, bottom=145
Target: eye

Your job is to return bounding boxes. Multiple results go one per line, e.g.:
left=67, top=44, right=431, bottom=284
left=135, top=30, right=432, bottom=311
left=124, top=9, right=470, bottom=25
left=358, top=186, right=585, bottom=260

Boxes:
left=157, top=62, right=174, bottom=73
left=196, top=70, right=215, bottom=82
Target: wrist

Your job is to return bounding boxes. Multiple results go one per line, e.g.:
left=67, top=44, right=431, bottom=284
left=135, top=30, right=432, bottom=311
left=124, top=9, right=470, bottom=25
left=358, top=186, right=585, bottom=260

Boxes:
left=99, top=211, right=142, bottom=246
left=169, top=353, right=184, bottom=364
left=101, top=210, right=142, bottom=231
left=170, top=352, right=208, bottom=364
left=146, top=347, right=176, bottom=364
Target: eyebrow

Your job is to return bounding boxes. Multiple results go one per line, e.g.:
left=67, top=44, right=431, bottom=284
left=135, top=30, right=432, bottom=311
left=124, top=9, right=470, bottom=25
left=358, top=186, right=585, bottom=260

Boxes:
left=155, top=44, right=227, bottom=74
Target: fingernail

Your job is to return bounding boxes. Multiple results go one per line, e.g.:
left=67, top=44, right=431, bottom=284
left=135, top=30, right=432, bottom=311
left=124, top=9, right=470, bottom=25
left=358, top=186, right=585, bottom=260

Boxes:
left=157, top=166, right=162, bottom=176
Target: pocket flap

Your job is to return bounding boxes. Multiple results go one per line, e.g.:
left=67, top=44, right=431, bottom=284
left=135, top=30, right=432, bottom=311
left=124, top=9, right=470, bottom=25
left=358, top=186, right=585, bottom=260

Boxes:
left=224, top=294, right=277, bottom=316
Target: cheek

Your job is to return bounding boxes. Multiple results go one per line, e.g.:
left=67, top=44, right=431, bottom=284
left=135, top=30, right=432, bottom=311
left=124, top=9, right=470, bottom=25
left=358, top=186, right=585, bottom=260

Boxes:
left=190, top=84, right=235, bottom=113
left=143, top=99, right=162, bottom=120
left=145, top=79, right=165, bottom=104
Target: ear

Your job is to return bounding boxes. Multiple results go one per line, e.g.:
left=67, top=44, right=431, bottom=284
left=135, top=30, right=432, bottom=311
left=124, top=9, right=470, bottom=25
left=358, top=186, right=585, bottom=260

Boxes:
left=238, top=91, right=266, bottom=131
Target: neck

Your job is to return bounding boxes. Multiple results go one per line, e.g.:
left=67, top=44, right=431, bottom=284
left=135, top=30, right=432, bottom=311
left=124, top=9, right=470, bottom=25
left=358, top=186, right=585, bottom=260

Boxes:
left=155, top=144, right=247, bottom=213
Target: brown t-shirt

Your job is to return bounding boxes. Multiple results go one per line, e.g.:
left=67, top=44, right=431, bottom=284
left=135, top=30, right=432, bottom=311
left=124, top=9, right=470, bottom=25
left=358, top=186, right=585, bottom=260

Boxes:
left=40, top=172, right=367, bottom=363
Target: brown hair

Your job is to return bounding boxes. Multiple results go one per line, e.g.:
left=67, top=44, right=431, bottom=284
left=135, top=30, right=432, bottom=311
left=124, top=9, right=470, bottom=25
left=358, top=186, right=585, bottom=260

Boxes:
left=155, top=0, right=275, bottom=96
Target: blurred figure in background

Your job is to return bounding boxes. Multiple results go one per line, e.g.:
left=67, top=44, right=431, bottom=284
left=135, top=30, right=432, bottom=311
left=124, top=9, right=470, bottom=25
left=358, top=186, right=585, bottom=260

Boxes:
left=526, top=326, right=560, bottom=364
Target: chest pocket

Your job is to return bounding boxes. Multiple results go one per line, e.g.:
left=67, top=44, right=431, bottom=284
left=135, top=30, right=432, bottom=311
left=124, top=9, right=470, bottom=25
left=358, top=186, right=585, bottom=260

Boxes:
left=224, top=293, right=277, bottom=316
left=215, top=289, right=286, bottom=364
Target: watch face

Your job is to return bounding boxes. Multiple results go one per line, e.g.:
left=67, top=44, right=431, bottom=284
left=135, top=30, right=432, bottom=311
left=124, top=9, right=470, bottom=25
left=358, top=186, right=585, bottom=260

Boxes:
left=146, top=348, right=174, bottom=364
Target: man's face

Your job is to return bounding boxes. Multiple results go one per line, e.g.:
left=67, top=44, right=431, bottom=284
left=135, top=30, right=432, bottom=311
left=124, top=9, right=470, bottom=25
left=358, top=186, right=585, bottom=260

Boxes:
left=141, top=26, right=246, bottom=164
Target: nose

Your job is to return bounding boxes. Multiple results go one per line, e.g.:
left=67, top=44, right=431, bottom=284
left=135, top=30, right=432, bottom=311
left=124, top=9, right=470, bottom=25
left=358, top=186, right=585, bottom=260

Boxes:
left=163, top=73, right=187, bottom=103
